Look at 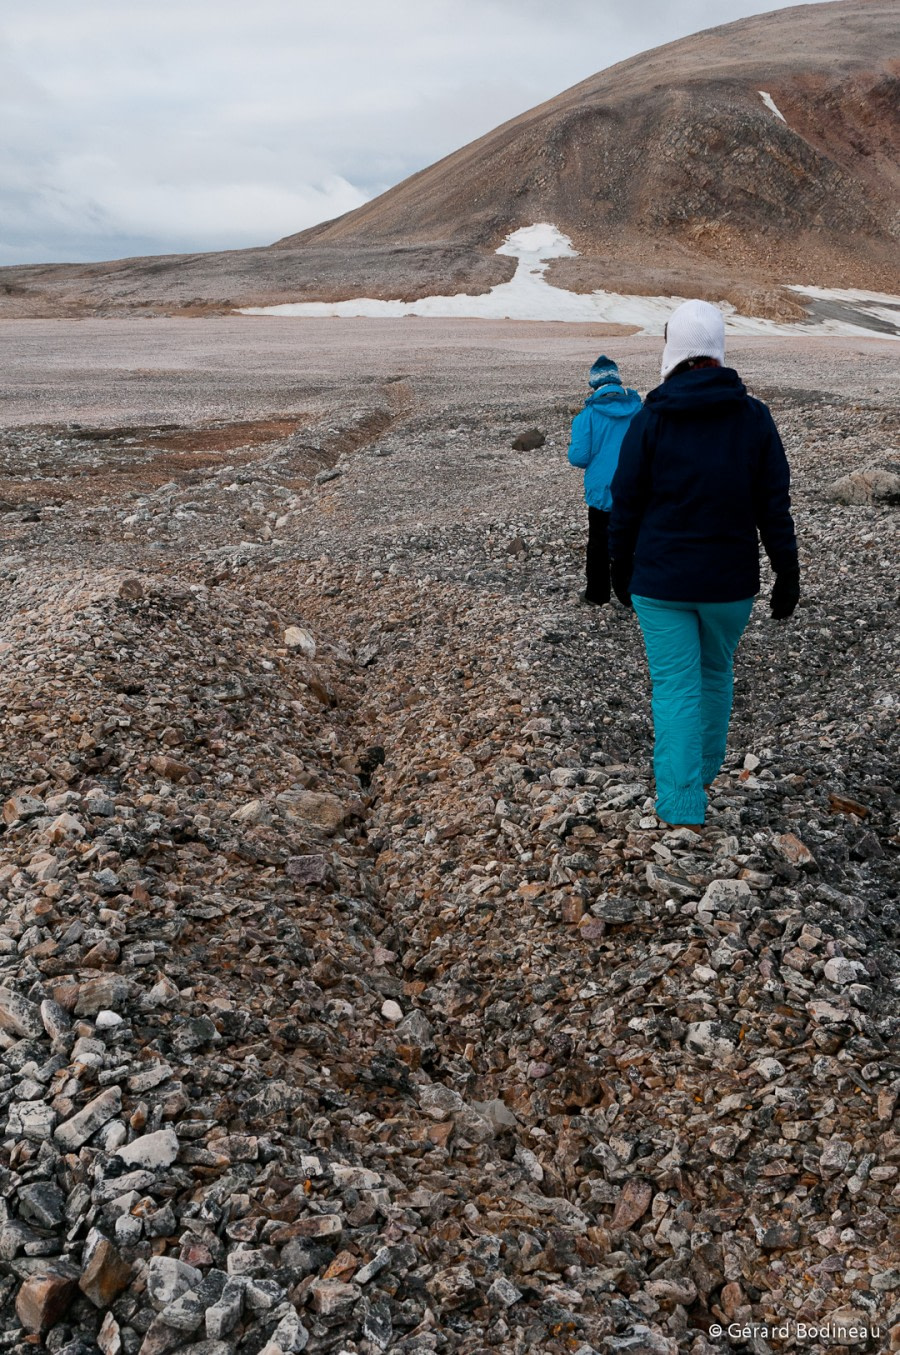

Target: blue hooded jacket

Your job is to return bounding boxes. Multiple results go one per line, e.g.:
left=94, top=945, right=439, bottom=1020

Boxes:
left=609, top=366, right=797, bottom=602
left=568, top=384, right=643, bottom=511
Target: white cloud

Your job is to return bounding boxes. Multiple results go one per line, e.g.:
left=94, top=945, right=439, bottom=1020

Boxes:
left=0, top=0, right=817, bottom=264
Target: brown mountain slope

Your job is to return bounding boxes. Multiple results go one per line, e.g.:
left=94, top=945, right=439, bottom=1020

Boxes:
left=1, top=0, right=897, bottom=320
left=283, top=0, right=900, bottom=292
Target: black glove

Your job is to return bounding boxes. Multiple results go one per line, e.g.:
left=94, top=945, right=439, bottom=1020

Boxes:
left=770, top=564, right=800, bottom=620
left=610, top=558, right=633, bottom=610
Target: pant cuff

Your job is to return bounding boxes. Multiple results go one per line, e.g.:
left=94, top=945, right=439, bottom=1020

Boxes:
left=656, top=787, right=706, bottom=825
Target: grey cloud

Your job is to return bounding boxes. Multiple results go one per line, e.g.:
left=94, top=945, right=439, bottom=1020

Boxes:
left=1, top=0, right=815, bottom=264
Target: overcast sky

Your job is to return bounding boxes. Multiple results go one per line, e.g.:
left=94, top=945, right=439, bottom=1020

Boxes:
left=2, top=0, right=815, bottom=267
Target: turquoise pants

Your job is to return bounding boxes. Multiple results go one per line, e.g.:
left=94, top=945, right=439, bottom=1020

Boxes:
left=632, top=595, right=754, bottom=825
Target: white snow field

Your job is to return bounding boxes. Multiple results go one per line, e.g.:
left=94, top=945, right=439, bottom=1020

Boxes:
left=239, top=223, right=900, bottom=338
left=758, top=90, right=787, bottom=122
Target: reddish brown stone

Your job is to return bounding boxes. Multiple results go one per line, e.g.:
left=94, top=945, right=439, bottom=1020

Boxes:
left=15, top=1272, right=78, bottom=1334
left=149, top=754, right=196, bottom=783
left=79, top=1238, right=132, bottom=1306
left=561, top=896, right=585, bottom=924
left=610, top=1179, right=654, bottom=1231
left=828, top=792, right=870, bottom=818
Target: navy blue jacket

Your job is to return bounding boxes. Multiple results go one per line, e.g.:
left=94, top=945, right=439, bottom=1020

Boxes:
left=609, top=367, right=797, bottom=602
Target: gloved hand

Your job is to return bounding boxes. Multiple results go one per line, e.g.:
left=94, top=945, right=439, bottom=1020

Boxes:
left=610, top=558, right=633, bottom=610
left=770, top=565, right=800, bottom=620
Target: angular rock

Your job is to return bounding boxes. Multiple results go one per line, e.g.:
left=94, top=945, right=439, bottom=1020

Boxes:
left=487, top=1275, right=522, bottom=1307
left=772, top=832, right=816, bottom=868
left=285, top=852, right=330, bottom=884
left=146, top=1255, right=203, bottom=1310
left=3, top=792, right=44, bottom=824
left=79, top=1238, right=132, bottom=1307
left=15, top=1271, right=78, bottom=1334
left=0, top=987, right=44, bottom=1039
left=699, top=878, right=752, bottom=912
left=97, top=1312, right=122, bottom=1355
left=308, top=1278, right=360, bottom=1318
left=610, top=1179, right=653, bottom=1231
left=205, top=1277, right=245, bottom=1339
left=19, top=1181, right=67, bottom=1228
left=276, top=788, right=348, bottom=834
left=116, top=1126, right=180, bottom=1169
left=260, top=1309, right=309, bottom=1354
left=284, top=626, right=316, bottom=658
left=6, top=1100, right=57, bottom=1140
left=684, top=1019, right=740, bottom=1059
left=74, top=976, right=136, bottom=1016
left=54, top=1086, right=122, bottom=1150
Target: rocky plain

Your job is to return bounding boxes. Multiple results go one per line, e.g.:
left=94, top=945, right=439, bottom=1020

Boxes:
left=0, top=318, right=898, bottom=1355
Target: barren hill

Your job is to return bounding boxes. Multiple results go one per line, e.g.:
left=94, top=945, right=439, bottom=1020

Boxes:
left=1, top=0, right=898, bottom=319
left=287, top=0, right=900, bottom=297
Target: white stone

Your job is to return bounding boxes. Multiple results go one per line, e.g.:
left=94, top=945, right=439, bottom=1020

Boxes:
left=95, top=1010, right=123, bottom=1029
left=260, top=1309, right=309, bottom=1353
left=116, top=1126, right=180, bottom=1170
left=699, top=878, right=752, bottom=913
left=824, top=957, right=863, bottom=985
left=6, top=1101, right=57, bottom=1141
left=381, top=999, right=403, bottom=1023
left=231, top=799, right=271, bottom=825
left=284, top=626, right=316, bottom=658
left=44, top=812, right=86, bottom=843
left=331, top=1164, right=382, bottom=1190
left=146, top=1255, right=203, bottom=1309
left=685, top=1021, right=738, bottom=1058
left=752, top=1057, right=785, bottom=1081
left=205, top=1278, right=245, bottom=1339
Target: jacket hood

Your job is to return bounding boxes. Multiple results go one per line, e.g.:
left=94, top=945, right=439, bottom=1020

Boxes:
left=585, top=386, right=643, bottom=417
left=645, top=366, right=747, bottom=413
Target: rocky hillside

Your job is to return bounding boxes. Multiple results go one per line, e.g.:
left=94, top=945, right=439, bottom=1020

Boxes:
left=2, top=0, right=897, bottom=320
left=285, top=0, right=900, bottom=294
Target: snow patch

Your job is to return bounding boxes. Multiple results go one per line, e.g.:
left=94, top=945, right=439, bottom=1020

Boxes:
left=787, top=285, right=900, bottom=335
left=495, top=222, right=577, bottom=259
left=238, top=222, right=899, bottom=339
left=758, top=91, right=786, bottom=123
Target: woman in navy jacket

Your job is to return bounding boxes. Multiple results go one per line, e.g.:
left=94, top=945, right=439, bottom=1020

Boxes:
left=609, top=299, right=799, bottom=830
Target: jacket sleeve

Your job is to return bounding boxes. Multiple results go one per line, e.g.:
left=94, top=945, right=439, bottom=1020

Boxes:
left=609, top=409, right=652, bottom=562
left=567, top=410, right=592, bottom=468
left=754, top=406, right=798, bottom=574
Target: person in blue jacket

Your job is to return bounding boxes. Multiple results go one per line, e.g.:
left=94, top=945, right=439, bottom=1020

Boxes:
left=609, top=299, right=799, bottom=830
left=568, top=355, right=642, bottom=605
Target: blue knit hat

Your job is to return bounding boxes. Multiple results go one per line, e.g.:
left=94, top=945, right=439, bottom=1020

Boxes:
left=588, top=354, right=623, bottom=389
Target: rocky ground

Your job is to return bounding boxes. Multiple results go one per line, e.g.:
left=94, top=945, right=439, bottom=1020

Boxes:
left=0, top=322, right=898, bottom=1355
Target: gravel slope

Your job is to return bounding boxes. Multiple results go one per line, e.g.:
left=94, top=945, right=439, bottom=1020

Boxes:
left=0, top=323, right=898, bottom=1355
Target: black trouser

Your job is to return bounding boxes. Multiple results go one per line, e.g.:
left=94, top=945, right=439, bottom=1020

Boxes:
left=585, top=507, right=611, bottom=602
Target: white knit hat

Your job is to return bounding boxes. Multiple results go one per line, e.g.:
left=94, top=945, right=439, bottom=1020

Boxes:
left=660, top=299, right=726, bottom=379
